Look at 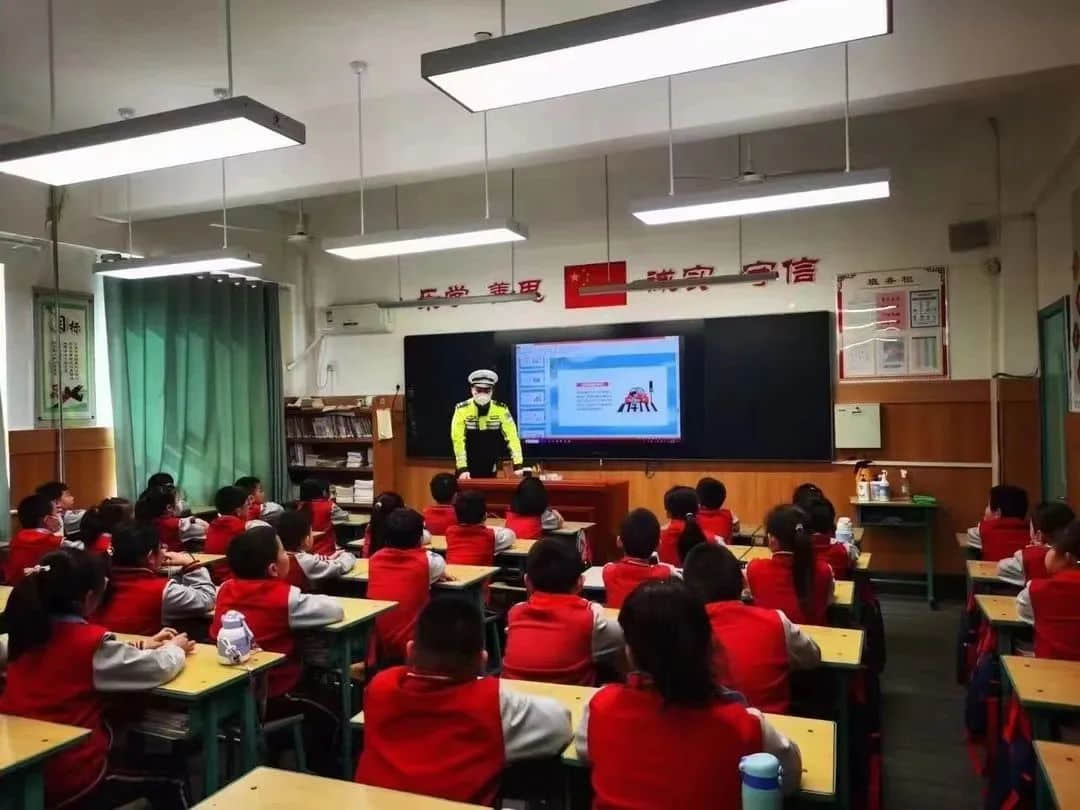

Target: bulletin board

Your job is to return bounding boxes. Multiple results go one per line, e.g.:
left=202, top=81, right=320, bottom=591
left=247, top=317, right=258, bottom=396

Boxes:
left=836, top=266, right=948, bottom=380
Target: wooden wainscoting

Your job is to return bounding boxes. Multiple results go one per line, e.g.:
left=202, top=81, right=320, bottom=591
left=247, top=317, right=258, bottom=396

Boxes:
left=997, top=378, right=1040, bottom=502
left=9, top=427, right=116, bottom=507
left=1067, top=412, right=1080, bottom=510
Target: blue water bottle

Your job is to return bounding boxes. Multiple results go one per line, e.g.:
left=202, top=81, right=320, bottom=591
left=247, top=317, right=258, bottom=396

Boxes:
left=740, top=752, right=782, bottom=810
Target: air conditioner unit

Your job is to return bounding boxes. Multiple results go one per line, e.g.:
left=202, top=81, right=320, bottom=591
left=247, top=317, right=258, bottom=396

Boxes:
left=322, top=303, right=392, bottom=334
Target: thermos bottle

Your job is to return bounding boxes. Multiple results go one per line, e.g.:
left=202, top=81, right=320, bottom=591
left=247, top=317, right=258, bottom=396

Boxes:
left=216, top=610, right=254, bottom=665
left=740, top=752, right=782, bottom=810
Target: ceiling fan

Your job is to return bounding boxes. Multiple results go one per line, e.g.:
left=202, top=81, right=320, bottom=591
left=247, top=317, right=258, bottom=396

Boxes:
left=208, top=199, right=314, bottom=245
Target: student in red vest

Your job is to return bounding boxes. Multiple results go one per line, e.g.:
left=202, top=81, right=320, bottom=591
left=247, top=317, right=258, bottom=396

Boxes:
left=36, top=480, right=86, bottom=537
left=298, top=478, right=348, bottom=556
left=135, top=486, right=208, bottom=553
left=276, top=509, right=357, bottom=592
left=78, top=497, right=133, bottom=556
left=658, top=485, right=712, bottom=566
left=203, top=485, right=251, bottom=582
left=355, top=597, right=572, bottom=804
left=972, top=484, right=1030, bottom=561
left=0, top=548, right=194, bottom=808
left=746, top=505, right=835, bottom=625
left=602, top=508, right=677, bottom=609
left=696, top=477, right=740, bottom=542
left=368, top=507, right=448, bottom=664
left=804, top=495, right=857, bottom=580
left=996, top=501, right=1073, bottom=586
left=1016, top=520, right=1080, bottom=659
left=236, top=475, right=284, bottom=523
left=422, top=472, right=459, bottom=536
left=503, top=538, right=624, bottom=684
left=91, top=522, right=217, bottom=635
left=575, top=579, right=802, bottom=806
left=683, top=543, right=820, bottom=713
left=445, top=490, right=516, bottom=565
left=505, top=475, right=564, bottom=539
left=5, top=494, right=69, bottom=585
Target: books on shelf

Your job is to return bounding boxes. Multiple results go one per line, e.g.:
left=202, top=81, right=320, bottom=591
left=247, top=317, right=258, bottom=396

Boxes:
left=286, top=413, right=373, bottom=440
left=345, top=450, right=368, bottom=468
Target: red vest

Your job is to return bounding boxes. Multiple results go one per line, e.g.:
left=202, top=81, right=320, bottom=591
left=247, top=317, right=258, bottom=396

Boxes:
left=503, top=592, right=596, bottom=685
left=4, top=528, right=62, bottom=585
left=1021, top=544, right=1050, bottom=582
left=698, top=508, right=735, bottom=542
left=87, top=531, right=113, bottom=556
left=746, top=553, right=833, bottom=626
left=602, top=558, right=673, bottom=609
left=0, top=621, right=110, bottom=806
left=367, top=548, right=431, bottom=663
left=1030, top=567, right=1080, bottom=661
left=422, top=504, right=457, bottom=536
left=212, top=577, right=298, bottom=696
left=285, top=552, right=312, bottom=592
left=504, top=511, right=544, bottom=540
left=979, top=517, right=1031, bottom=562
left=355, top=667, right=505, bottom=805
left=706, top=601, right=790, bottom=713
left=154, top=515, right=183, bottom=552
left=91, top=567, right=168, bottom=635
left=302, top=499, right=337, bottom=555
left=205, top=514, right=246, bottom=582
left=586, top=680, right=763, bottom=810
left=445, top=523, right=496, bottom=565
left=246, top=501, right=263, bottom=521
left=658, top=519, right=687, bottom=566
left=812, top=533, right=852, bottom=580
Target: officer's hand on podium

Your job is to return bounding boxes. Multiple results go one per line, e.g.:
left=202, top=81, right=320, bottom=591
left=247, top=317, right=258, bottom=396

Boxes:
left=513, top=467, right=526, bottom=477
left=458, top=471, right=471, bottom=481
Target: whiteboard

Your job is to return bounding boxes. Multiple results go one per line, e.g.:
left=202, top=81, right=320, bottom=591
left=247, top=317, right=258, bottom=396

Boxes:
left=834, top=403, right=881, bottom=449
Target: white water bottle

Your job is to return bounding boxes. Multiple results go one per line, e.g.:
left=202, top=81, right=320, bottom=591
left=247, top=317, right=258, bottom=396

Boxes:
left=740, top=752, right=782, bottom=810
left=217, top=610, right=254, bottom=665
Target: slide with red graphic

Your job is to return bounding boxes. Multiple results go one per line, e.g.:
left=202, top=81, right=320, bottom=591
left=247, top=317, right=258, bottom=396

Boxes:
left=515, top=336, right=681, bottom=442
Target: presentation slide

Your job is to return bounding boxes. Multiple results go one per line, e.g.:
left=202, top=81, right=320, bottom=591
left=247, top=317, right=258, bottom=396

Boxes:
left=515, top=336, right=681, bottom=442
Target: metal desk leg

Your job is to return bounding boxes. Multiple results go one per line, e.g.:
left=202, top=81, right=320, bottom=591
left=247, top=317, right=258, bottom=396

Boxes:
left=338, top=633, right=355, bottom=780
left=200, top=695, right=221, bottom=797
left=10, top=767, right=45, bottom=810
left=924, top=519, right=936, bottom=608
left=1036, top=759, right=1053, bottom=810
left=837, top=670, right=851, bottom=810
left=238, top=684, right=260, bottom=777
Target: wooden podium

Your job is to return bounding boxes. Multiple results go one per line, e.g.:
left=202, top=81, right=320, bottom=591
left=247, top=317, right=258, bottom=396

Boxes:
left=459, top=478, right=629, bottom=563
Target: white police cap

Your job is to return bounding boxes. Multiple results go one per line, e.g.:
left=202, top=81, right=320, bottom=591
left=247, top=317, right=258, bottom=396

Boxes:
left=468, top=369, right=498, bottom=386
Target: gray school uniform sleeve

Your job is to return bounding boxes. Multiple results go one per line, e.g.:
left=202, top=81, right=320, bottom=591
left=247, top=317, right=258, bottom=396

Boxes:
left=589, top=601, right=624, bottom=660
left=1016, top=584, right=1034, bottom=624
left=541, top=508, right=564, bottom=531
left=92, top=635, right=187, bottom=691
left=330, top=503, right=350, bottom=522
left=498, top=681, right=573, bottom=762
left=494, top=526, right=517, bottom=552
left=63, top=509, right=86, bottom=535
left=162, top=567, right=217, bottom=622
left=287, top=586, right=344, bottom=628
left=967, top=526, right=982, bottom=549
left=996, top=551, right=1026, bottom=586
left=778, top=611, right=822, bottom=670
left=179, top=517, right=208, bottom=542
left=834, top=538, right=860, bottom=563
left=574, top=699, right=592, bottom=763
left=261, top=501, right=284, bottom=519
left=748, top=708, right=803, bottom=796
left=297, top=550, right=358, bottom=581
left=60, top=538, right=85, bottom=551
left=427, top=550, right=447, bottom=582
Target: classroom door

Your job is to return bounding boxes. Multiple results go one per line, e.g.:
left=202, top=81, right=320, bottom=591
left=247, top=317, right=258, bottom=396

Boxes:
left=1039, top=298, right=1069, bottom=501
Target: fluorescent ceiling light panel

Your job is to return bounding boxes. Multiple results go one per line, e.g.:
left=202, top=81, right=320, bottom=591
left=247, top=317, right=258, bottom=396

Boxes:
left=92, top=247, right=263, bottom=280
left=632, top=168, right=890, bottom=224
left=422, top=0, right=892, bottom=111
left=324, top=218, right=528, bottom=261
left=0, top=96, right=304, bottom=186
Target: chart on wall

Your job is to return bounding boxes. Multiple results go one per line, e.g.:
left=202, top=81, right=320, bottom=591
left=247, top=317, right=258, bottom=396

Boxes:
left=33, top=288, right=94, bottom=424
left=836, top=266, right=948, bottom=380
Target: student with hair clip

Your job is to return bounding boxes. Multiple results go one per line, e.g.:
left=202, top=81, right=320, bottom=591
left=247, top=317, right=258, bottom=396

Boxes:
left=298, top=478, right=349, bottom=556
left=362, top=491, right=406, bottom=558
left=575, top=579, right=802, bottom=805
left=134, top=486, right=207, bottom=552
left=805, top=495, right=858, bottom=580
left=79, top=497, right=133, bottom=556
left=997, top=502, right=1075, bottom=586
left=658, top=486, right=713, bottom=566
left=602, top=508, right=676, bottom=609
left=423, top=472, right=459, bottom=535
left=505, top=476, right=564, bottom=539
left=91, top=522, right=217, bottom=635
left=5, top=494, right=76, bottom=585
left=0, top=548, right=194, bottom=809
left=746, top=505, right=835, bottom=625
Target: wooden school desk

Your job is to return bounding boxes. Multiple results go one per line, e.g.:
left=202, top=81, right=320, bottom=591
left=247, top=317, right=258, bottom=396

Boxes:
left=975, top=594, right=1029, bottom=657
left=1002, top=656, right=1080, bottom=740
left=113, top=633, right=283, bottom=797
left=0, top=584, right=10, bottom=610
left=748, top=525, right=865, bottom=545
left=486, top=517, right=596, bottom=537
left=1035, top=741, right=1080, bottom=810
left=966, top=560, right=1023, bottom=596
left=191, top=765, right=488, bottom=809
left=341, top=560, right=498, bottom=613
left=0, top=715, right=90, bottom=810
left=850, top=497, right=938, bottom=608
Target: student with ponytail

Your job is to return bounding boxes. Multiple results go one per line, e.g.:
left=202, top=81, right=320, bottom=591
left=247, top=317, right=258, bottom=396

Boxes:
left=0, top=548, right=194, bottom=809
left=658, top=486, right=712, bottom=566
left=746, top=505, right=835, bottom=625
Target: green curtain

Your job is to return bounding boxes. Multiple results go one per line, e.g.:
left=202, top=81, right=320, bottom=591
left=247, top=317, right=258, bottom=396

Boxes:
left=104, top=276, right=285, bottom=505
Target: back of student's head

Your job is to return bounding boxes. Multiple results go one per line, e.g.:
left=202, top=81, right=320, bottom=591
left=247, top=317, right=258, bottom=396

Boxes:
left=805, top=496, right=836, bottom=535
left=226, top=526, right=280, bottom=579
left=664, top=486, right=707, bottom=563
left=235, top=476, right=261, bottom=496
left=412, top=596, right=484, bottom=677
left=134, top=487, right=175, bottom=522
left=1051, top=519, right=1080, bottom=555
left=511, top=476, right=549, bottom=517
left=429, top=473, right=458, bottom=505
left=99, top=497, right=133, bottom=529
left=696, top=477, right=727, bottom=510
left=454, top=490, right=487, bottom=526
left=792, top=483, right=824, bottom=510
left=298, top=478, right=328, bottom=502
left=990, top=485, right=1028, bottom=519
left=368, top=491, right=406, bottom=554
left=276, top=509, right=312, bottom=552
left=17, top=494, right=52, bottom=530
left=4, top=549, right=107, bottom=660
left=147, top=472, right=175, bottom=490
left=620, top=508, right=661, bottom=559
left=215, top=485, right=249, bottom=516
left=1032, top=501, right=1075, bottom=542
left=35, top=481, right=68, bottom=503
left=526, top=538, right=582, bottom=594
left=765, top=504, right=815, bottom=616
left=683, top=543, right=744, bottom=603
left=383, top=508, right=425, bottom=550
left=620, top=579, right=717, bottom=706
left=110, top=522, right=161, bottom=566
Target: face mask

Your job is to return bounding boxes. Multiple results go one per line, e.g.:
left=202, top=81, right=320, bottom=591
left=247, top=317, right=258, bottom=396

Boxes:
left=473, top=392, right=492, bottom=406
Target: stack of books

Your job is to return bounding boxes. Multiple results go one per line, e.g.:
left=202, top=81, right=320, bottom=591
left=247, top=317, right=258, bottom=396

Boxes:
left=353, top=479, right=374, bottom=506
left=346, top=450, right=368, bottom=469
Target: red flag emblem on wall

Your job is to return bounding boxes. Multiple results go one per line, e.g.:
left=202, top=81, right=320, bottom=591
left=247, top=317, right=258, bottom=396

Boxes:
left=564, top=262, right=627, bottom=309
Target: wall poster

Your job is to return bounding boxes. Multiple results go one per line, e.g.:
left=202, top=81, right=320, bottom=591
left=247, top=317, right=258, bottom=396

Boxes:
left=33, top=287, right=94, bottom=424
left=836, top=266, right=949, bottom=380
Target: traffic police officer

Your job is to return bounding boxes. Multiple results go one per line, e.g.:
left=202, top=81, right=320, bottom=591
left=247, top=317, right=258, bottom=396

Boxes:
left=451, top=369, right=525, bottom=479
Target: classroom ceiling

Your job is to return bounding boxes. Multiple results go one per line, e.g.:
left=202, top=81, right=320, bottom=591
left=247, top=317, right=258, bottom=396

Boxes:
left=1, top=0, right=1079, bottom=221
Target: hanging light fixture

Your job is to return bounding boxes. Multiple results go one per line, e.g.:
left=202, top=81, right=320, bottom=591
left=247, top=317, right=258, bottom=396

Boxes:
left=0, top=0, right=304, bottom=186
left=422, top=0, right=891, bottom=112
left=631, top=45, right=890, bottom=225
left=324, top=56, right=528, bottom=262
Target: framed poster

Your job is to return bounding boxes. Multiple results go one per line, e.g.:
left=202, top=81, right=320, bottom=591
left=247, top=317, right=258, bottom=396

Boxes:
left=33, top=287, right=94, bottom=424
left=836, top=266, right=949, bottom=380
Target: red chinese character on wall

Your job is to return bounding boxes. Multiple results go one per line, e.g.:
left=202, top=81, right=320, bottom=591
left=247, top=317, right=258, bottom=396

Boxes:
left=740, top=261, right=776, bottom=287
left=647, top=268, right=677, bottom=291
left=417, top=287, right=440, bottom=310
left=444, top=284, right=470, bottom=308
left=488, top=281, right=512, bottom=296
left=783, top=257, right=819, bottom=285
left=517, top=279, right=545, bottom=301
left=682, top=264, right=715, bottom=291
